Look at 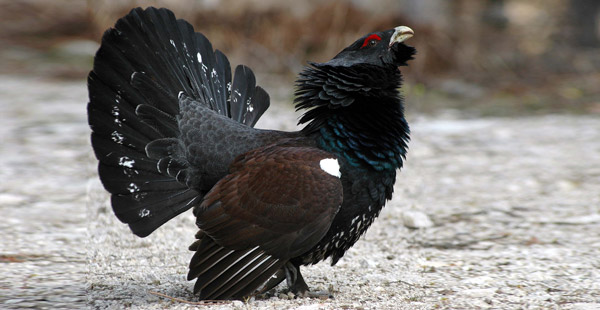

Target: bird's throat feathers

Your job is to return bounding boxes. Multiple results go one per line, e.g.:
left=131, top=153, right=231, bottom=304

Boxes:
left=294, top=63, right=410, bottom=171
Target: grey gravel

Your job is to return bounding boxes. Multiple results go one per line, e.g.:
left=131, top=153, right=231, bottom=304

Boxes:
left=1, top=76, right=599, bottom=309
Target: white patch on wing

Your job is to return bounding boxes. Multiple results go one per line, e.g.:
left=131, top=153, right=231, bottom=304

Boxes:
left=320, top=158, right=341, bottom=178
left=197, top=52, right=202, bottom=63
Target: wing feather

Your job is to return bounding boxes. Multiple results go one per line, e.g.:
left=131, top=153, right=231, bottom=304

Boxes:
left=188, top=144, right=343, bottom=299
left=197, top=145, right=343, bottom=259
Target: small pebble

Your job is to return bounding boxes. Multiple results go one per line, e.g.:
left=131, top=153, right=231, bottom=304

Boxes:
left=402, top=210, right=434, bottom=228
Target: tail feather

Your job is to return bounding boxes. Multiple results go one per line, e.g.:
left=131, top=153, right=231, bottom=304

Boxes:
left=88, top=7, right=271, bottom=237
left=87, top=112, right=152, bottom=153
left=88, top=74, right=162, bottom=150
left=135, top=104, right=179, bottom=138
left=97, top=165, right=180, bottom=194
left=214, top=50, right=233, bottom=115
left=188, top=235, right=285, bottom=300
left=90, top=134, right=158, bottom=173
left=230, top=66, right=270, bottom=127
left=130, top=71, right=179, bottom=116
left=114, top=190, right=201, bottom=237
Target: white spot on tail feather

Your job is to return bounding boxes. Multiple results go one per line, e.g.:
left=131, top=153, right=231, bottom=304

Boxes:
left=139, top=208, right=150, bottom=218
left=112, top=104, right=123, bottom=127
left=123, top=167, right=139, bottom=177
left=320, top=158, right=341, bottom=178
left=118, top=156, right=135, bottom=168
left=111, top=131, right=124, bottom=144
left=127, top=182, right=140, bottom=193
left=132, top=192, right=147, bottom=202
left=247, top=98, right=254, bottom=112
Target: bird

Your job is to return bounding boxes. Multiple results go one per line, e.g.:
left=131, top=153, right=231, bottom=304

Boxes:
left=88, top=7, right=416, bottom=300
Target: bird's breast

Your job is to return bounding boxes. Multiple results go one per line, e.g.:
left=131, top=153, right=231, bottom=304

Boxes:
left=295, top=167, right=395, bottom=265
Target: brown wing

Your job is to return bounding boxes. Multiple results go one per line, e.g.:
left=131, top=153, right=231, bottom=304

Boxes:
left=198, top=144, right=343, bottom=258
left=188, top=145, right=343, bottom=299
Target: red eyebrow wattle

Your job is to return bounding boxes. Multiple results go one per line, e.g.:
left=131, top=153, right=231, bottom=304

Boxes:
left=361, top=34, right=382, bottom=47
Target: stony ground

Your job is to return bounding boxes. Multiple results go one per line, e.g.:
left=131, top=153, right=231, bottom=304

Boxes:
left=1, top=76, right=599, bottom=309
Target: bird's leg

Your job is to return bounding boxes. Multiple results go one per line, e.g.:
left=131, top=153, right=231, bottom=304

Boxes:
left=284, top=262, right=308, bottom=294
left=283, top=262, right=332, bottom=299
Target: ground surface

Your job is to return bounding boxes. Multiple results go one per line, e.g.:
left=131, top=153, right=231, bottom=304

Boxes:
left=1, top=76, right=599, bottom=309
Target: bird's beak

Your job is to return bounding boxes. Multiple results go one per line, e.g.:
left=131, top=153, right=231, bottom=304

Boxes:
left=389, top=26, right=414, bottom=47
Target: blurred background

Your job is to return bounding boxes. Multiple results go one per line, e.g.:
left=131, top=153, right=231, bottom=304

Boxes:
left=1, top=0, right=599, bottom=116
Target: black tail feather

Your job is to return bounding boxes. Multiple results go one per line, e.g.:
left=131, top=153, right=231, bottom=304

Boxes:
left=135, top=104, right=180, bottom=138
left=214, top=255, right=283, bottom=299
left=130, top=71, right=179, bottom=115
left=230, top=65, right=270, bottom=127
left=88, top=7, right=271, bottom=237
left=198, top=249, right=262, bottom=298
left=188, top=235, right=285, bottom=300
left=115, top=190, right=201, bottom=237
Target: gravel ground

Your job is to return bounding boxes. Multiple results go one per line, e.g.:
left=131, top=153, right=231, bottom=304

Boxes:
left=1, top=75, right=599, bottom=309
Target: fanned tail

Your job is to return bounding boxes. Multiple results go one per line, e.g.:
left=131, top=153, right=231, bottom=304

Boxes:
left=87, top=7, right=269, bottom=237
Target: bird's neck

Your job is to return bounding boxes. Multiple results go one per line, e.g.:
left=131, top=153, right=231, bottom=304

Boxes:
left=317, top=101, right=409, bottom=171
left=294, top=63, right=410, bottom=171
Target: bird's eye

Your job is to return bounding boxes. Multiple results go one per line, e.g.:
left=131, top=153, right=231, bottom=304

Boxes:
left=361, top=34, right=382, bottom=48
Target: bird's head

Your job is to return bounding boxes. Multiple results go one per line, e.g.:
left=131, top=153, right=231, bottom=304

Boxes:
left=295, top=26, right=416, bottom=136
left=325, top=26, right=416, bottom=69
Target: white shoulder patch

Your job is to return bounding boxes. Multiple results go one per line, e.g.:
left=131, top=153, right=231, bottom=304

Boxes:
left=320, top=158, right=341, bottom=178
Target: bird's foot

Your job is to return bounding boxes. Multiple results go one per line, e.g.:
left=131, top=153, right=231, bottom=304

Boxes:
left=295, top=289, right=333, bottom=300
left=257, top=262, right=334, bottom=300
left=285, top=263, right=333, bottom=299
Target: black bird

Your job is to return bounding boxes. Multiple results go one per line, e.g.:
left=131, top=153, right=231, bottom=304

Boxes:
left=88, top=7, right=415, bottom=300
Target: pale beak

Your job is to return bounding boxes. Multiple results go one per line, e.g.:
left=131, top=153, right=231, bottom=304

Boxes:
left=389, top=26, right=414, bottom=47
